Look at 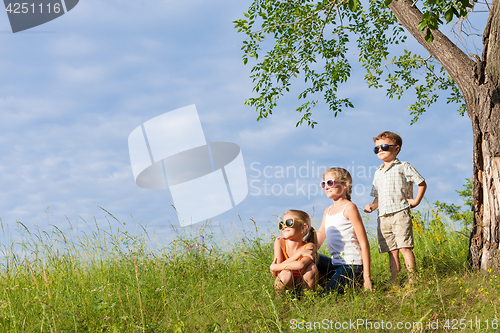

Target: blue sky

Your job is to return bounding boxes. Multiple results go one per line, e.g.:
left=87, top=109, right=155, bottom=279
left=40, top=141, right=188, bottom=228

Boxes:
left=0, top=1, right=478, bottom=244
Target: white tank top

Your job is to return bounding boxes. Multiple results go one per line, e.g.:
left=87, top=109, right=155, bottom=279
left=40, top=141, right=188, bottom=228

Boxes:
left=325, top=203, right=362, bottom=265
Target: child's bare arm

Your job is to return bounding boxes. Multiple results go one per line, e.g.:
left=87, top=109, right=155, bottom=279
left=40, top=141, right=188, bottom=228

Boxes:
left=272, top=255, right=314, bottom=272
left=364, top=197, right=378, bottom=213
left=407, top=180, right=427, bottom=208
left=280, top=244, right=316, bottom=263
left=270, top=238, right=284, bottom=277
left=271, top=243, right=316, bottom=272
left=345, top=203, right=372, bottom=291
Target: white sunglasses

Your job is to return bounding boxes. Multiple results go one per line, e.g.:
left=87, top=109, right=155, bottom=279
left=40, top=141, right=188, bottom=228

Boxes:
left=320, top=179, right=346, bottom=189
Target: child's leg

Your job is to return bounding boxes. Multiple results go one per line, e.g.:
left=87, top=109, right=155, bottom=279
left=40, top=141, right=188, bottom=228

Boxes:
left=399, top=247, right=417, bottom=283
left=322, top=265, right=360, bottom=294
left=378, top=214, right=399, bottom=284
left=393, top=208, right=416, bottom=284
left=388, top=249, right=400, bottom=285
left=315, top=254, right=333, bottom=288
left=274, top=270, right=294, bottom=291
left=301, top=263, right=317, bottom=290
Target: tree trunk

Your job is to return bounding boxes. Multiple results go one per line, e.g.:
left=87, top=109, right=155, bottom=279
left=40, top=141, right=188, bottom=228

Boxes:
left=467, top=0, right=500, bottom=270
left=388, top=0, right=500, bottom=270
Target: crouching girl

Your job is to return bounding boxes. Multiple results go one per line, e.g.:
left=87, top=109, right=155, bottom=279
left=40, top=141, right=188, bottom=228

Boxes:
left=270, top=210, right=318, bottom=291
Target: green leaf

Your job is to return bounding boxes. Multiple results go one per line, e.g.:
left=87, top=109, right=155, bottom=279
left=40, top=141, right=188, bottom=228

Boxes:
left=444, top=8, right=454, bottom=23
left=424, top=28, right=434, bottom=43
left=348, top=0, right=360, bottom=12
left=460, top=0, right=472, bottom=8
left=418, top=19, right=427, bottom=32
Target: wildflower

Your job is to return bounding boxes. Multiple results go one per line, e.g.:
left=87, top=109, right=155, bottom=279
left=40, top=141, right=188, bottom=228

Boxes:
left=412, top=220, right=424, bottom=234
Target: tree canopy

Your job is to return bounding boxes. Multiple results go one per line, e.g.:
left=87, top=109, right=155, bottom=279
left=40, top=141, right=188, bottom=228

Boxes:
left=234, top=0, right=484, bottom=127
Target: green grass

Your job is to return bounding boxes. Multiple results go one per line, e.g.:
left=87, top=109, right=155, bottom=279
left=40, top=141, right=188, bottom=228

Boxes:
left=0, top=205, right=498, bottom=332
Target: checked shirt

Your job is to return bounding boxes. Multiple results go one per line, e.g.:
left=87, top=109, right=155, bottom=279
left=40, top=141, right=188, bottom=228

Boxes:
left=370, top=159, right=425, bottom=216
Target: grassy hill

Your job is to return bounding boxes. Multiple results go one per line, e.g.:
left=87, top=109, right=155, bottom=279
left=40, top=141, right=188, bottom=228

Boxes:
left=0, top=196, right=498, bottom=332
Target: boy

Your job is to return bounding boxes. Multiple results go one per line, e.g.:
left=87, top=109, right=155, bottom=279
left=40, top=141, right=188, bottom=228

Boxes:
left=364, top=131, right=427, bottom=285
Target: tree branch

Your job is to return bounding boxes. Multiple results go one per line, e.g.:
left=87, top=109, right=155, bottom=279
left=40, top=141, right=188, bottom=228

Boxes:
left=317, top=2, right=336, bottom=44
left=379, top=55, right=432, bottom=70
left=388, top=0, right=476, bottom=98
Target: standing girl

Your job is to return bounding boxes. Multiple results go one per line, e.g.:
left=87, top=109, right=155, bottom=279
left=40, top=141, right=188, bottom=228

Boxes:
left=317, top=167, right=372, bottom=294
left=270, top=209, right=318, bottom=291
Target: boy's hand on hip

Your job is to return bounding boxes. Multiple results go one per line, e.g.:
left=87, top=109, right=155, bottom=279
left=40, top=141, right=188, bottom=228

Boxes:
left=406, top=198, right=419, bottom=208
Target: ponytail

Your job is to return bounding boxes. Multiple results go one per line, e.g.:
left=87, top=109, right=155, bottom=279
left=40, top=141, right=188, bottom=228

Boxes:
left=303, top=226, right=318, bottom=249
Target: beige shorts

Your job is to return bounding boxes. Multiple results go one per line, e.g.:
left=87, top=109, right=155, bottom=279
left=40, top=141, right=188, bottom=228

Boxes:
left=377, top=208, right=413, bottom=253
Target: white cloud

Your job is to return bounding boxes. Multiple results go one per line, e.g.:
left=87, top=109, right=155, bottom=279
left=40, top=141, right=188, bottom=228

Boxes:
left=0, top=96, right=72, bottom=124
left=56, top=64, right=108, bottom=83
left=48, top=35, right=98, bottom=56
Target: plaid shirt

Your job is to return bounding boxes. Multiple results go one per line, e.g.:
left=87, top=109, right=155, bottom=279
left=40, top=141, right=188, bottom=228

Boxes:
left=370, top=159, right=425, bottom=216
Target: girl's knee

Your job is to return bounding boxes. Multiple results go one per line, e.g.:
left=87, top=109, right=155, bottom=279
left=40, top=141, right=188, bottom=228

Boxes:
left=279, top=270, right=293, bottom=279
left=302, top=263, right=317, bottom=278
left=302, top=264, right=318, bottom=289
left=275, top=270, right=294, bottom=289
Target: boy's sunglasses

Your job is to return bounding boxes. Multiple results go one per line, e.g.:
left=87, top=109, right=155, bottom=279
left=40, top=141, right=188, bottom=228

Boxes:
left=373, top=144, right=398, bottom=154
left=278, top=218, right=305, bottom=230
left=320, top=179, right=346, bottom=189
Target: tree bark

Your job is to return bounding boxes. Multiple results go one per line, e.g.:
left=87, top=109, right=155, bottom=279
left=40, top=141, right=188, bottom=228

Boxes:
left=388, top=0, right=500, bottom=270
left=468, top=0, right=500, bottom=270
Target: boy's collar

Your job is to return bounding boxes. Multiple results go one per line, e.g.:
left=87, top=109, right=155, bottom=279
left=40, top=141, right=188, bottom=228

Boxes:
left=379, top=158, right=401, bottom=170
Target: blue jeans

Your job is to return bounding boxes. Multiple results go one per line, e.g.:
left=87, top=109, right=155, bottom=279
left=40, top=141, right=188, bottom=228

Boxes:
left=316, top=254, right=363, bottom=294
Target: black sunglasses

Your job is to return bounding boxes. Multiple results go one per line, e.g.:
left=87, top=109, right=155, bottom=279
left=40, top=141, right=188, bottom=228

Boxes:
left=278, top=218, right=305, bottom=230
left=373, top=144, right=398, bottom=154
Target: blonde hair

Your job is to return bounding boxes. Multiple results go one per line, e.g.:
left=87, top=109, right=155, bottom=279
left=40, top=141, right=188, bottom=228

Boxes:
left=321, top=167, right=353, bottom=201
left=284, top=209, right=317, bottom=248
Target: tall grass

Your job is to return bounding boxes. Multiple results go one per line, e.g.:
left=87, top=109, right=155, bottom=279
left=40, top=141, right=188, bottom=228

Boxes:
left=0, top=202, right=498, bottom=332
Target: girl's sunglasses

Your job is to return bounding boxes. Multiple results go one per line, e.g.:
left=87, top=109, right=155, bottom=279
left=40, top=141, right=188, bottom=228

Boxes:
left=373, top=144, right=398, bottom=154
left=278, top=218, right=305, bottom=230
left=320, top=179, right=346, bottom=189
